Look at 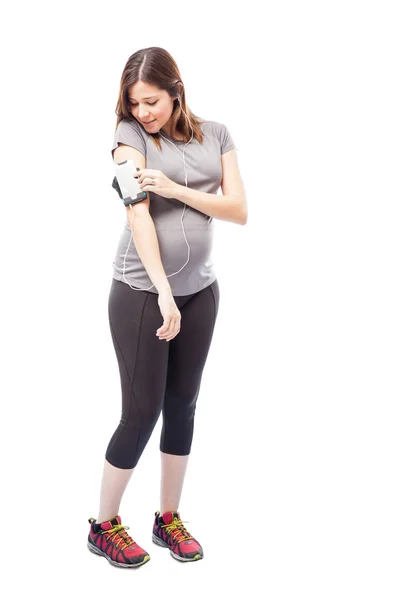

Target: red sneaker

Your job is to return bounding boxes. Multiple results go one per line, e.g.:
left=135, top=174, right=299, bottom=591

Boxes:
left=87, top=515, right=150, bottom=568
left=152, top=511, right=203, bottom=562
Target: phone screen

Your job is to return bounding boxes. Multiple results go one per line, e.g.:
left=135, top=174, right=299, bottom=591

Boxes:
left=115, top=160, right=142, bottom=200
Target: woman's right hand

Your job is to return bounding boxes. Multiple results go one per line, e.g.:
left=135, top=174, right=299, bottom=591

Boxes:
left=157, top=290, right=181, bottom=342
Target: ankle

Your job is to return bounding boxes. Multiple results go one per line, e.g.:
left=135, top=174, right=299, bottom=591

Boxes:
left=96, top=515, right=117, bottom=524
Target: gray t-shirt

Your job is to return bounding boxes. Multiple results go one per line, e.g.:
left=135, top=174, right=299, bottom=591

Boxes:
left=111, top=118, right=236, bottom=295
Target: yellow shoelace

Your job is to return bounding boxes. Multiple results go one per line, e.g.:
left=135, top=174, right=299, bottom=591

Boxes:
left=89, top=518, right=136, bottom=550
left=161, top=516, right=193, bottom=543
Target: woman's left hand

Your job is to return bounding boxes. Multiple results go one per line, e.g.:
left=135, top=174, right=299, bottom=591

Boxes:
left=137, top=169, right=178, bottom=199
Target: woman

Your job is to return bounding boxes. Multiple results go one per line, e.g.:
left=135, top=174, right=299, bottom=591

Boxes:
left=87, top=46, right=247, bottom=568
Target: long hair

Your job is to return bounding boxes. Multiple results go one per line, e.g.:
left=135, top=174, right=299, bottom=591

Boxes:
left=114, top=47, right=206, bottom=151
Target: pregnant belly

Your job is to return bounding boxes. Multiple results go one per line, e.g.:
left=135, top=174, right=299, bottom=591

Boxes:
left=155, top=225, right=214, bottom=273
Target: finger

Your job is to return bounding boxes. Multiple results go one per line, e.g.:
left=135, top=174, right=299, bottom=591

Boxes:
left=141, top=179, right=157, bottom=191
left=158, top=317, right=175, bottom=338
left=157, top=313, right=179, bottom=336
left=159, top=318, right=180, bottom=339
left=137, top=169, right=157, bottom=179
left=137, top=174, right=152, bottom=184
left=160, top=324, right=173, bottom=338
left=165, top=323, right=180, bottom=341
left=158, top=318, right=171, bottom=335
left=166, top=322, right=181, bottom=341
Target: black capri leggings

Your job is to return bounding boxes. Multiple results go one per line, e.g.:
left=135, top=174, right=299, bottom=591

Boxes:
left=105, top=277, right=220, bottom=469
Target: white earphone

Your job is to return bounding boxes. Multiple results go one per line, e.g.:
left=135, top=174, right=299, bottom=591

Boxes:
left=113, top=95, right=194, bottom=292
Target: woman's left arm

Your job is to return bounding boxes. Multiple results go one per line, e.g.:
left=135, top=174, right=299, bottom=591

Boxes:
left=174, top=148, right=248, bottom=225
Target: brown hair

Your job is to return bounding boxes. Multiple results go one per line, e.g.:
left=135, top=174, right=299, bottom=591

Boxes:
left=114, top=47, right=207, bottom=151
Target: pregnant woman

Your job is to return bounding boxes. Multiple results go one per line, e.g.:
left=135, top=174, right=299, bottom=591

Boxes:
left=87, top=46, right=247, bottom=568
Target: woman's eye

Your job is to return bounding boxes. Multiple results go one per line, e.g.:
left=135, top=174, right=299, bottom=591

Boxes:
left=131, top=101, right=158, bottom=107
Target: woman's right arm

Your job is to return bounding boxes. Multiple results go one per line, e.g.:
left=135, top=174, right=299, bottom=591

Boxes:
left=112, top=144, right=172, bottom=295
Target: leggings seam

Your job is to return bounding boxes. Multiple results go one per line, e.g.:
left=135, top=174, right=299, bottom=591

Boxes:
left=128, top=293, right=149, bottom=463
left=107, top=291, right=150, bottom=465
left=106, top=318, right=131, bottom=463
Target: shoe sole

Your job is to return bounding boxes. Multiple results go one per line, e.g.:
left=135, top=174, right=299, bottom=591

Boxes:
left=87, top=540, right=150, bottom=568
left=151, top=533, right=203, bottom=562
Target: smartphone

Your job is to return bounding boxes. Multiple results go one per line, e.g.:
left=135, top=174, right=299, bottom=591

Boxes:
left=113, top=160, right=147, bottom=206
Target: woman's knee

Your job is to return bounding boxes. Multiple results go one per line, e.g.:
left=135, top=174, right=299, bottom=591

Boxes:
left=105, top=416, right=159, bottom=469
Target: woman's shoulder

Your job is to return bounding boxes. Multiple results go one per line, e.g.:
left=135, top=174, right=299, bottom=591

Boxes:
left=200, top=119, right=229, bottom=140
left=200, top=118, right=221, bottom=129
left=117, top=118, right=149, bottom=139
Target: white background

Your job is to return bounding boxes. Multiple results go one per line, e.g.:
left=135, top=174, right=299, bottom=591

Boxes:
left=1, top=1, right=399, bottom=598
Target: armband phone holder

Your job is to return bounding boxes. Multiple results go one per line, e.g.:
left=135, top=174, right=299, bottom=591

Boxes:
left=112, top=160, right=148, bottom=206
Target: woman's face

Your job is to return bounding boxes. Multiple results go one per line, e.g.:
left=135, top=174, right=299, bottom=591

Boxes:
left=128, top=80, right=177, bottom=134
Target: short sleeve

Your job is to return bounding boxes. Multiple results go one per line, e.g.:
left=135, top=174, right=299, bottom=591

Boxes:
left=220, top=122, right=236, bottom=155
left=111, top=119, right=147, bottom=160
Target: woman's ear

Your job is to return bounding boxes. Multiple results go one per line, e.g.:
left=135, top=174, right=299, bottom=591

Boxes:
left=176, top=81, right=183, bottom=97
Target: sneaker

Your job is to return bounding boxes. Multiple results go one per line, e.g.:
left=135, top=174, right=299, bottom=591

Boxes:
left=152, top=511, right=203, bottom=562
left=87, top=515, right=150, bottom=568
